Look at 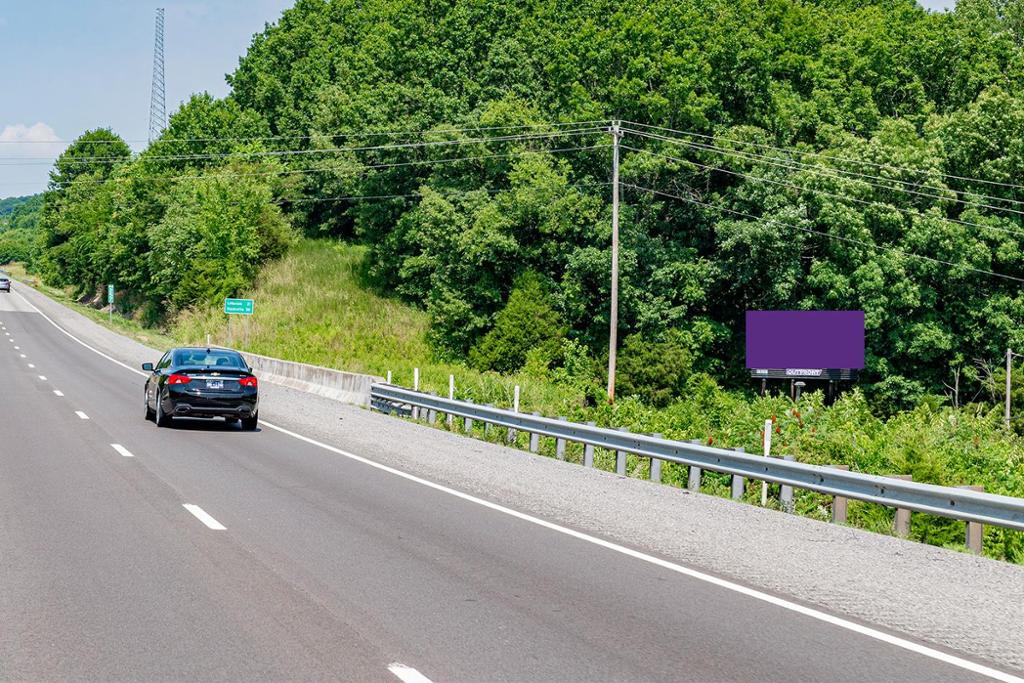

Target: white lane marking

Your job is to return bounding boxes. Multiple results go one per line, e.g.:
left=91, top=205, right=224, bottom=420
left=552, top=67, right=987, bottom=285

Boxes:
left=110, top=444, right=134, bottom=458
left=388, top=664, right=433, bottom=683
left=19, top=353, right=25, bottom=358
left=75, top=411, right=89, bottom=420
left=13, top=288, right=147, bottom=377
left=182, top=504, right=226, bottom=530
left=14, top=345, right=20, bottom=350
left=27, top=363, right=34, bottom=368
left=7, top=338, right=12, bottom=342
left=16, top=286, right=1022, bottom=683
left=38, top=375, right=46, bottom=381
left=53, top=390, right=63, bottom=397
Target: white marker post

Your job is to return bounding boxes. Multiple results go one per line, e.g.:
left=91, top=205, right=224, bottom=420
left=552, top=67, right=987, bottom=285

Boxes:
left=762, top=419, right=772, bottom=506
left=413, top=368, right=420, bottom=419
left=447, top=374, right=455, bottom=427
left=508, top=385, right=521, bottom=443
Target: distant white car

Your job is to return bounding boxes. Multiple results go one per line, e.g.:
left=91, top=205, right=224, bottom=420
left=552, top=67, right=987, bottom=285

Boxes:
left=0, top=274, right=10, bottom=292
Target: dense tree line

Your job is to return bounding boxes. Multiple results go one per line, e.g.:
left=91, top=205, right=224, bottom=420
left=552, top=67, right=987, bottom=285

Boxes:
left=19, top=0, right=1024, bottom=411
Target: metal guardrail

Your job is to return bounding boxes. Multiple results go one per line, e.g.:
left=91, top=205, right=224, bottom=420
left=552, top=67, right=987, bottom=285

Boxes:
left=371, top=383, right=1024, bottom=532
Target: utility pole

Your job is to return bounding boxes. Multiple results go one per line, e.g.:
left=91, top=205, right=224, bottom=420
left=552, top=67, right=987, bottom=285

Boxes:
left=606, top=120, right=622, bottom=403
left=148, top=8, right=167, bottom=143
left=1006, top=347, right=1012, bottom=429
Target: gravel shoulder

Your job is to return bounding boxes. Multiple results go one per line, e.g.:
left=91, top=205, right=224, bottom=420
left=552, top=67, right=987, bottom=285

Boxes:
left=13, top=280, right=1024, bottom=674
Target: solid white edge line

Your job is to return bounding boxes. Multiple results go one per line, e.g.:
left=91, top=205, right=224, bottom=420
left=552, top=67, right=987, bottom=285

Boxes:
left=259, top=418, right=1024, bottom=683
left=53, top=390, right=63, bottom=397
left=14, top=284, right=1024, bottom=683
left=182, top=504, right=226, bottom=530
left=388, top=664, right=433, bottom=683
left=110, top=444, right=134, bottom=458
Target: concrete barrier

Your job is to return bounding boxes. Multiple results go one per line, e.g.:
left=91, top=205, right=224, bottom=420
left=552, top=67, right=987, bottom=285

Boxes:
left=243, top=351, right=381, bottom=405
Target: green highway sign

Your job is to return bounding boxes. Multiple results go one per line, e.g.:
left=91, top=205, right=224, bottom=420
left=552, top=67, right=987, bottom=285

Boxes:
left=224, top=298, right=255, bottom=315
left=107, top=284, right=114, bottom=304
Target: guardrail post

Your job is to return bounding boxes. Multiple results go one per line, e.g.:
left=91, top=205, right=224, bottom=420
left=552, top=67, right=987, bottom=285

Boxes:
left=730, top=447, right=746, bottom=499
left=555, top=418, right=567, bottom=460
left=507, top=385, right=520, bottom=444
left=780, top=455, right=795, bottom=513
left=584, top=422, right=596, bottom=467
left=485, top=405, right=494, bottom=436
left=426, top=393, right=437, bottom=424
left=464, top=399, right=474, bottom=433
left=960, top=485, right=985, bottom=554
left=888, top=474, right=913, bottom=537
left=615, top=427, right=629, bottom=476
left=688, top=444, right=704, bottom=491
left=687, top=440, right=701, bottom=491
left=386, top=370, right=392, bottom=384
left=649, top=433, right=662, bottom=482
left=829, top=465, right=849, bottom=524
left=447, top=375, right=455, bottom=427
left=529, top=413, right=541, bottom=453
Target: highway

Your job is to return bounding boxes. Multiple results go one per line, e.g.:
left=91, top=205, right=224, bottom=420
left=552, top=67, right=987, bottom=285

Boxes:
left=0, top=290, right=1019, bottom=683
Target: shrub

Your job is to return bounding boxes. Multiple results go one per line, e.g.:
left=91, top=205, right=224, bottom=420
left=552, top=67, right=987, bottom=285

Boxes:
left=616, top=330, right=694, bottom=407
left=469, top=271, right=566, bottom=373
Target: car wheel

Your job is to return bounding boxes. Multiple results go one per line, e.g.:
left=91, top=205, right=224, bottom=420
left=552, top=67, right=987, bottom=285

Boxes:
left=145, top=388, right=155, bottom=421
left=155, top=394, right=172, bottom=428
left=241, top=413, right=258, bottom=431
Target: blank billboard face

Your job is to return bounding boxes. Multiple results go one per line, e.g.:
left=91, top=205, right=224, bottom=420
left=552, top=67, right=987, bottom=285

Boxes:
left=745, top=311, right=865, bottom=369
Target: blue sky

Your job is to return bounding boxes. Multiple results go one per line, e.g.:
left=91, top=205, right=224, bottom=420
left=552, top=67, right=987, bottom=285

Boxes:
left=0, top=0, right=957, bottom=199
left=0, top=1, right=293, bottom=198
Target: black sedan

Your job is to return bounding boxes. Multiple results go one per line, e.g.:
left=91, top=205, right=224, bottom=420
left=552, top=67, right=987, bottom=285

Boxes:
left=144, top=347, right=259, bottom=430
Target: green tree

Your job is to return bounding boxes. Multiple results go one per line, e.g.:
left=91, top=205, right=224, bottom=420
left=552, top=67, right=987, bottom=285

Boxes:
left=469, top=272, right=566, bottom=373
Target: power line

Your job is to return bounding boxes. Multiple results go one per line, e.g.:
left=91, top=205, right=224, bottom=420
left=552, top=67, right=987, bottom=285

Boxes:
left=621, top=126, right=1024, bottom=218
left=40, top=144, right=609, bottom=190
left=282, top=181, right=611, bottom=206
left=621, top=182, right=1024, bottom=284
left=0, top=120, right=607, bottom=147
left=0, top=127, right=606, bottom=166
left=621, top=144, right=1024, bottom=241
left=622, top=120, right=1024, bottom=196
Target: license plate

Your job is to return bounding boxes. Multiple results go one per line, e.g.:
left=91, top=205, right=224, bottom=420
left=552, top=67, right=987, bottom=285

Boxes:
left=206, top=379, right=224, bottom=390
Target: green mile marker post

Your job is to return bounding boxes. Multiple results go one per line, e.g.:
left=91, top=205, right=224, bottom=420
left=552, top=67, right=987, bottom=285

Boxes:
left=107, top=284, right=114, bottom=323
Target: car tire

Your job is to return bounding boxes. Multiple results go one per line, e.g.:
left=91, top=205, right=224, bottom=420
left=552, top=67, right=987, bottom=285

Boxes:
left=241, top=413, right=258, bottom=431
left=155, top=394, right=172, bottom=428
left=145, top=389, right=155, bottom=421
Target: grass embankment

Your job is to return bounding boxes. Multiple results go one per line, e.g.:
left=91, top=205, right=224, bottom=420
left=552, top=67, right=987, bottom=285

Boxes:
left=173, top=239, right=576, bottom=411
left=9, top=241, right=1024, bottom=562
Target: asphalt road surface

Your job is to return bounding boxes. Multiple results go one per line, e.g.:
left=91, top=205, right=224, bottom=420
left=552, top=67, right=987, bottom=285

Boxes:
left=0, top=290, right=1019, bottom=683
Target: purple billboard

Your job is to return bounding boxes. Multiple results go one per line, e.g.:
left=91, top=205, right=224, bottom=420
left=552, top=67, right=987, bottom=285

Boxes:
left=746, top=311, right=865, bottom=370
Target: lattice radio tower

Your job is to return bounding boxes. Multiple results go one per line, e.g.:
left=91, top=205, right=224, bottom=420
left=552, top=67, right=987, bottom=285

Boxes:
left=148, top=8, right=167, bottom=142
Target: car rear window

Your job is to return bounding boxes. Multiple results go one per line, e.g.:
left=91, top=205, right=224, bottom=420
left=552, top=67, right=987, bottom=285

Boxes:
left=173, top=349, right=247, bottom=369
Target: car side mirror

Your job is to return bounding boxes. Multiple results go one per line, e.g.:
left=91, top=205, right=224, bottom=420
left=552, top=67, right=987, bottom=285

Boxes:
left=141, top=362, right=154, bottom=372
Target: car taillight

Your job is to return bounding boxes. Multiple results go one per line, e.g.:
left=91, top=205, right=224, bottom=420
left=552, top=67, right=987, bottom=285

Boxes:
left=239, top=376, right=258, bottom=388
left=167, top=374, right=192, bottom=385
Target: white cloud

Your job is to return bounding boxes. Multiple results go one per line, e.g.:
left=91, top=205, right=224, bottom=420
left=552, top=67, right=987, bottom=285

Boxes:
left=0, top=123, right=64, bottom=198
left=0, top=121, right=60, bottom=144
left=0, top=122, right=64, bottom=160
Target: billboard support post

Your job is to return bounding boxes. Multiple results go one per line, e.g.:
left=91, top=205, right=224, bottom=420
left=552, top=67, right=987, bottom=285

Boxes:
left=1006, top=348, right=1012, bottom=429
